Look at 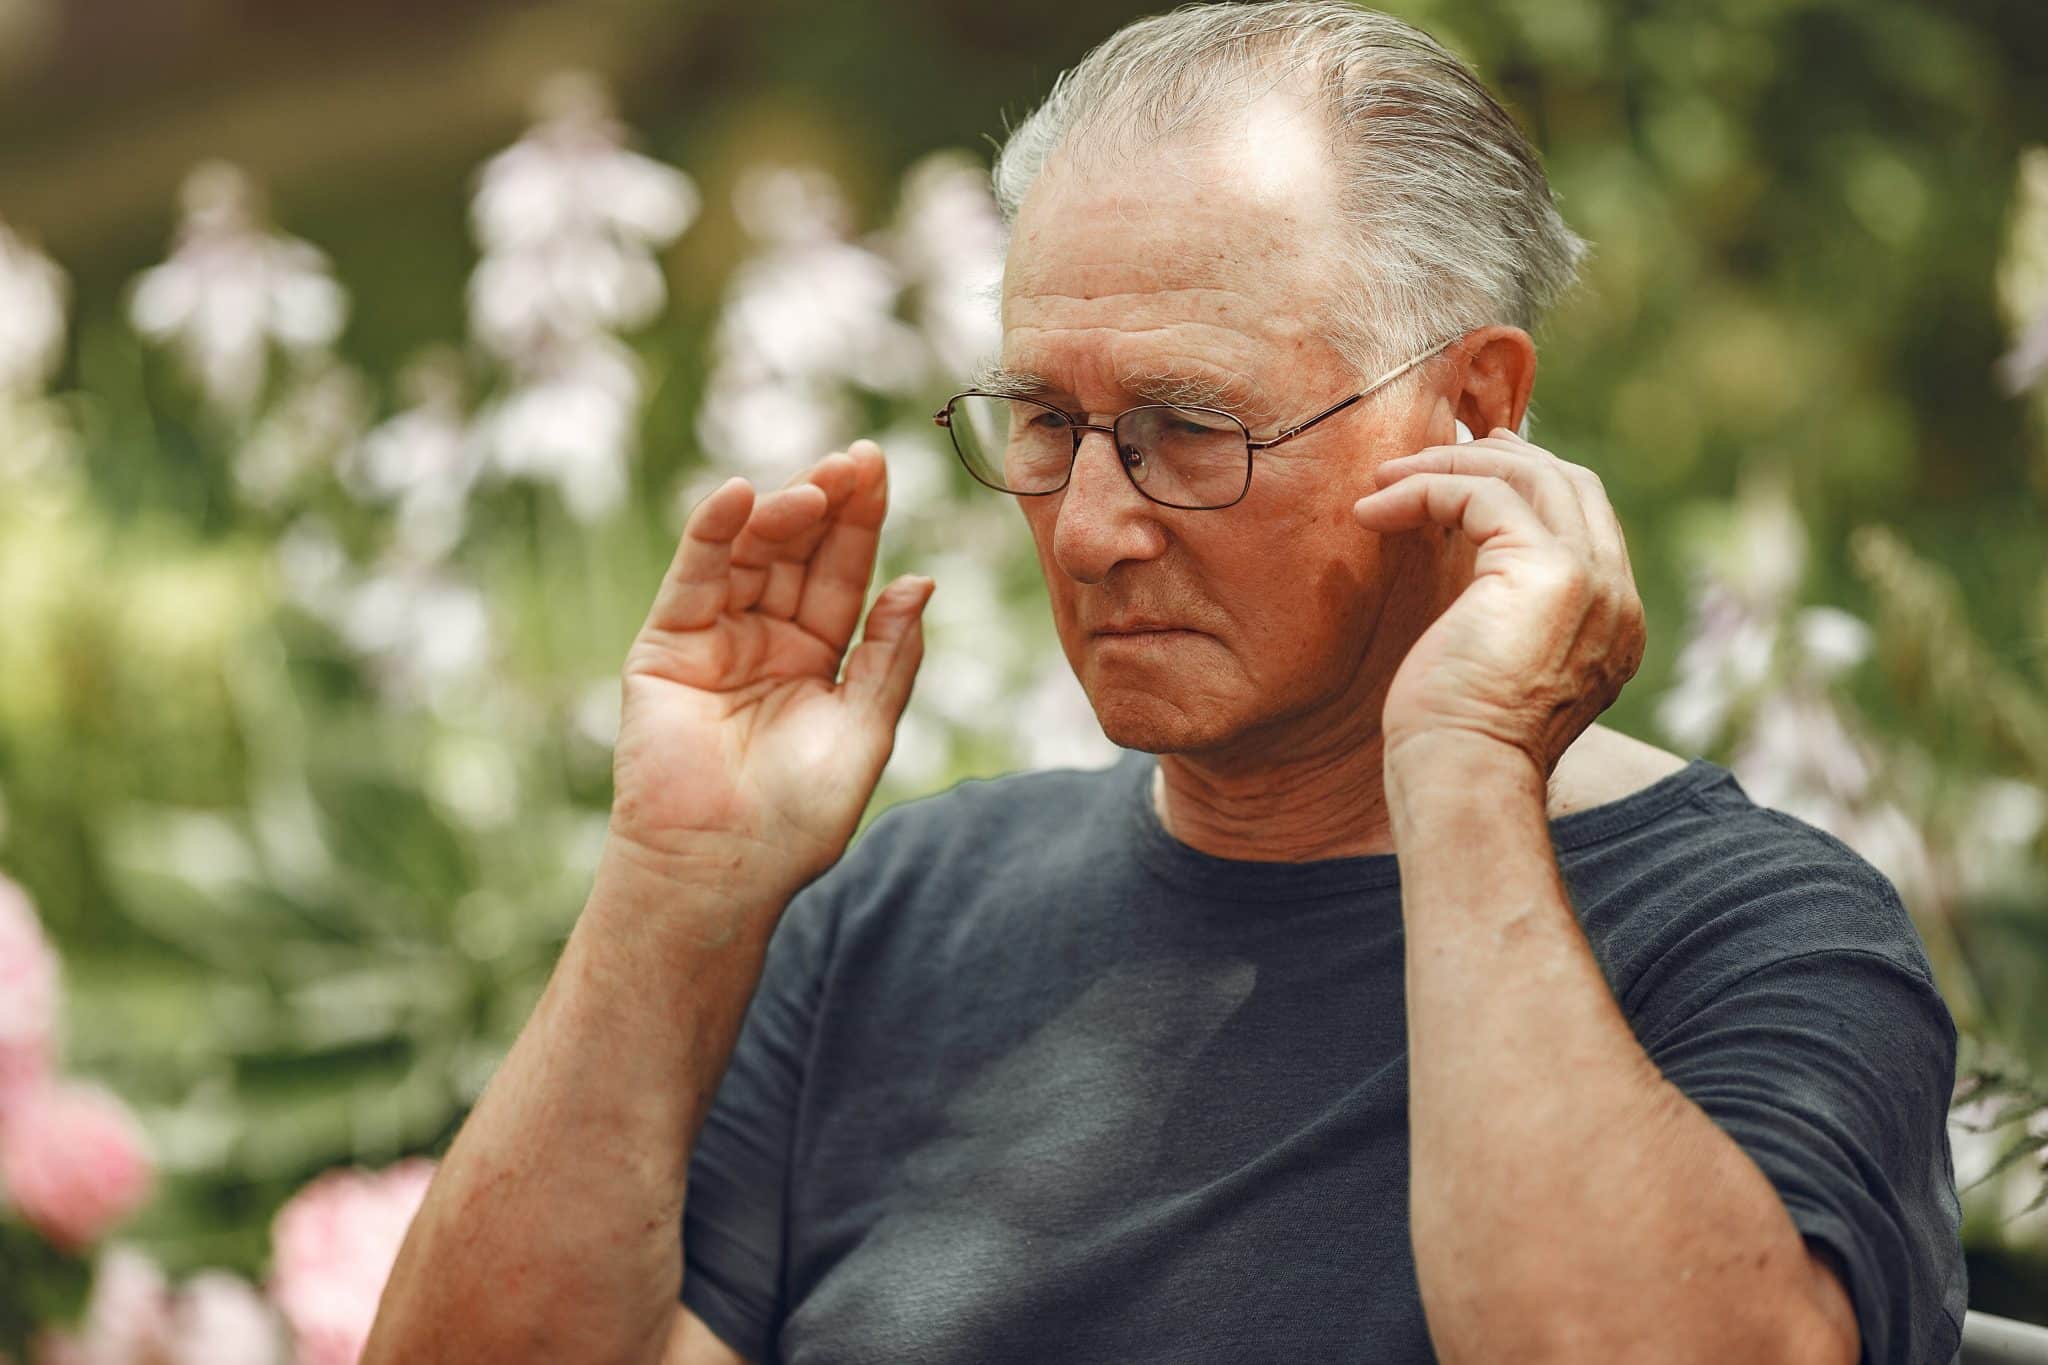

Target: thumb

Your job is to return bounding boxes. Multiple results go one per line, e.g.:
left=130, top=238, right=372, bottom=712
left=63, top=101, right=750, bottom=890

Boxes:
left=841, top=575, right=934, bottom=725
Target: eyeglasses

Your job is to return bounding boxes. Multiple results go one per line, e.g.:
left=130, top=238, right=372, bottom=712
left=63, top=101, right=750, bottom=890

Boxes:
left=933, top=337, right=1459, bottom=511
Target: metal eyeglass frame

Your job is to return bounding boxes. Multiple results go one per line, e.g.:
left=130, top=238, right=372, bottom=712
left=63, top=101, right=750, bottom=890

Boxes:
left=933, top=335, right=1461, bottom=511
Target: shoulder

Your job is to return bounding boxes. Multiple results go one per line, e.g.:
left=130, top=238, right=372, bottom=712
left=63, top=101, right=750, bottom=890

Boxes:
left=1563, top=750, right=1940, bottom=1015
left=1548, top=723, right=1692, bottom=817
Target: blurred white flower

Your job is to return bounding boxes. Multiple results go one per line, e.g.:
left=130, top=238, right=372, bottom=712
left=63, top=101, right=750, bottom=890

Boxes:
left=468, top=71, right=697, bottom=362
left=278, top=519, right=494, bottom=712
left=868, top=422, right=955, bottom=523
left=1996, top=147, right=2048, bottom=396
left=1791, top=605, right=1872, bottom=680
left=45, top=1253, right=291, bottom=1365
left=733, top=163, right=853, bottom=246
left=129, top=162, right=347, bottom=418
left=1731, top=689, right=1872, bottom=816
left=464, top=74, right=691, bottom=525
left=37, top=1243, right=171, bottom=1365
left=697, top=164, right=928, bottom=484
left=737, top=244, right=921, bottom=391
left=915, top=550, right=1015, bottom=727
left=0, top=217, right=67, bottom=397
left=887, top=152, right=1005, bottom=381
left=166, top=1271, right=285, bottom=1365
left=475, top=334, right=641, bottom=523
left=1653, top=577, right=1777, bottom=751
left=880, top=706, right=949, bottom=790
left=1953, top=777, right=2048, bottom=899
left=1016, top=660, right=1118, bottom=772
left=1654, top=471, right=1955, bottom=909
left=234, top=362, right=371, bottom=511
left=693, top=374, right=852, bottom=485
left=340, top=350, right=483, bottom=561
left=338, top=563, right=492, bottom=711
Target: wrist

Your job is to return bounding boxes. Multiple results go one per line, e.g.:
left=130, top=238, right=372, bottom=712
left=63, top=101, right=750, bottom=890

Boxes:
left=586, top=831, right=806, bottom=957
left=1383, top=729, right=1546, bottom=810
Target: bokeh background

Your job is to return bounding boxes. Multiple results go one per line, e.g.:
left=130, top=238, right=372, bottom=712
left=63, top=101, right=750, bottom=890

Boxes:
left=1, top=0, right=2044, bottom=1357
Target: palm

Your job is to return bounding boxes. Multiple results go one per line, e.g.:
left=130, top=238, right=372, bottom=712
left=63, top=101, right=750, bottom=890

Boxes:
left=610, top=444, right=931, bottom=885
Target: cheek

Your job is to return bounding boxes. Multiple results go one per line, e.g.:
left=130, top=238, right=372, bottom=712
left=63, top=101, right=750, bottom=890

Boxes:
left=1244, top=497, right=1386, bottom=663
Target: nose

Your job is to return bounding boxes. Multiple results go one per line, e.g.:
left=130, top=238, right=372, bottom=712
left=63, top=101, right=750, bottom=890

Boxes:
left=1049, top=426, right=1168, bottom=585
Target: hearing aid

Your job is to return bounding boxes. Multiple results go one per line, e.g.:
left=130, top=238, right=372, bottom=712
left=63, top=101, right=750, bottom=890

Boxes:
left=1454, top=418, right=1474, bottom=444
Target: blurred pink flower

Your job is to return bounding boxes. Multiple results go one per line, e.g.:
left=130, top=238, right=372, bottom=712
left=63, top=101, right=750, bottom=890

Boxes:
left=0, top=873, right=59, bottom=1111
left=31, top=1245, right=284, bottom=1365
left=268, top=1157, right=436, bottom=1365
left=0, top=1080, right=154, bottom=1252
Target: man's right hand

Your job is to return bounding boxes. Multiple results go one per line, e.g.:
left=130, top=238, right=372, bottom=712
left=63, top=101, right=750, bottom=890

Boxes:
left=605, top=438, right=933, bottom=909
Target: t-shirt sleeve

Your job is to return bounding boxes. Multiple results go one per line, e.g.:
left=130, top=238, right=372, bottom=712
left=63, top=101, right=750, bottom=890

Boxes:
left=678, top=871, right=841, bottom=1363
left=1632, top=860, right=1967, bottom=1365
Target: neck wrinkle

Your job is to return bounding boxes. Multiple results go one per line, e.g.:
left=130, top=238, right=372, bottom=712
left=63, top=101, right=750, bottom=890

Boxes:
left=1152, top=721, right=1400, bottom=863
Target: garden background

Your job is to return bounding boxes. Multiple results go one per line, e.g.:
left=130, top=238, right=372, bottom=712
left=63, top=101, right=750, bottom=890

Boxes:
left=0, top=0, right=2045, bottom=1357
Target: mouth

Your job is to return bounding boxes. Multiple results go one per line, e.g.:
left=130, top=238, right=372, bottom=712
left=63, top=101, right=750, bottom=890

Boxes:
left=1090, top=625, right=1203, bottom=643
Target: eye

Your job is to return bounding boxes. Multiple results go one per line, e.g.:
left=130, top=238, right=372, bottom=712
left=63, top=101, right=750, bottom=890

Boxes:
left=1164, top=407, right=1239, bottom=438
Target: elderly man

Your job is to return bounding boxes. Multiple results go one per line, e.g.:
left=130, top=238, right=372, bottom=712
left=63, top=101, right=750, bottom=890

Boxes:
left=367, top=4, right=1965, bottom=1363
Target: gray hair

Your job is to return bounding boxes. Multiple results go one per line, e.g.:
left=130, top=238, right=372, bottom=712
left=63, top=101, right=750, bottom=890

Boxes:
left=990, top=1, right=1590, bottom=388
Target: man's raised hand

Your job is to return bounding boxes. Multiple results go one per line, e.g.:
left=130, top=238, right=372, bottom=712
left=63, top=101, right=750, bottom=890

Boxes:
left=607, top=439, right=932, bottom=903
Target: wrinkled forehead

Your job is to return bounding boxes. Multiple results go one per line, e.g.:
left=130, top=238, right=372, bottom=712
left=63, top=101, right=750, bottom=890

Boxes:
left=999, top=90, right=1348, bottom=363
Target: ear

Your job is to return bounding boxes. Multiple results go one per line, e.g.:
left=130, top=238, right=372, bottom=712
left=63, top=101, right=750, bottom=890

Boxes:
left=1450, top=325, right=1536, bottom=436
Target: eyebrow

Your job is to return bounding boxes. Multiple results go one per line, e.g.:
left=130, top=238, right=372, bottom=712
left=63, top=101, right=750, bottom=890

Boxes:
left=971, top=360, right=1282, bottom=430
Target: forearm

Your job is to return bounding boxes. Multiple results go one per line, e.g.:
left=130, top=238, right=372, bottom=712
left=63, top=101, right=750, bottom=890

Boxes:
left=364, top=837, right=794, bottom=1365
left=1387, top=737, right=1828, bottom=1364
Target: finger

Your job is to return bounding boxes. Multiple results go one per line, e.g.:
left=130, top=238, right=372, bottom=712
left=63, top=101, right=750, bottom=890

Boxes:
left=842, top=573, right=934, bottom=723
left=728, top=452, right=856, bottom=569
left=729, top=451, right=858, bottom=614
left=1550, top=450, right=1635, bottom=586
left=644, top=476, right=755, bottom=633
left=726, top=483, right=835, bottom=614
left=1352, top=471, right=1557, bottom=554
left=1485, top=427, right=1636, bottom=586
left=1372, top=435, right=1589, bottom=545
left=795, top=440, right=891, bottom=652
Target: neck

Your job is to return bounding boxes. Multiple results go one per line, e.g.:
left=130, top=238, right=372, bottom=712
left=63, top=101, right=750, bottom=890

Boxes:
left=1150, top=706, right=1404, bottom=862
left=1149, top=713, right=1578, bottom=864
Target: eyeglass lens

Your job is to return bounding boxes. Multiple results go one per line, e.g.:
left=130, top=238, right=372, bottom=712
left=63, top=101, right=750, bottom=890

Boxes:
left=944, top=395, right=1250, bottom=508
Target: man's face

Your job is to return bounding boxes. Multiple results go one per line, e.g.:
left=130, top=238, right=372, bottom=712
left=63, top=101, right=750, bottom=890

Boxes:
left=999, top=100, right=1452, bottom=760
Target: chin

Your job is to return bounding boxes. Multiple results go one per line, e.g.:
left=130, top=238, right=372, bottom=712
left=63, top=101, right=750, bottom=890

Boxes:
left=1084, top=684, right=1253, bottom=756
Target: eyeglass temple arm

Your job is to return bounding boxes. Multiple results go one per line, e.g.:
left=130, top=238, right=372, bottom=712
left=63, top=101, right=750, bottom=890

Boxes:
left=1248, top=392, right=1364, bottom=451
left=1247, top=338, right=1459, bottom=451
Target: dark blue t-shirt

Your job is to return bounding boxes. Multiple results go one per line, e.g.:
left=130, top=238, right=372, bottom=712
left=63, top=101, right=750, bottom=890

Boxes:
left=679, top=750, right=1966, bottom=1363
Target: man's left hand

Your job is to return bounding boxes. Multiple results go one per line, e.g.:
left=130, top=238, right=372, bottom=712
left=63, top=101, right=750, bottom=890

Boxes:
left=1351, top=427, right=1646, bottom=775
